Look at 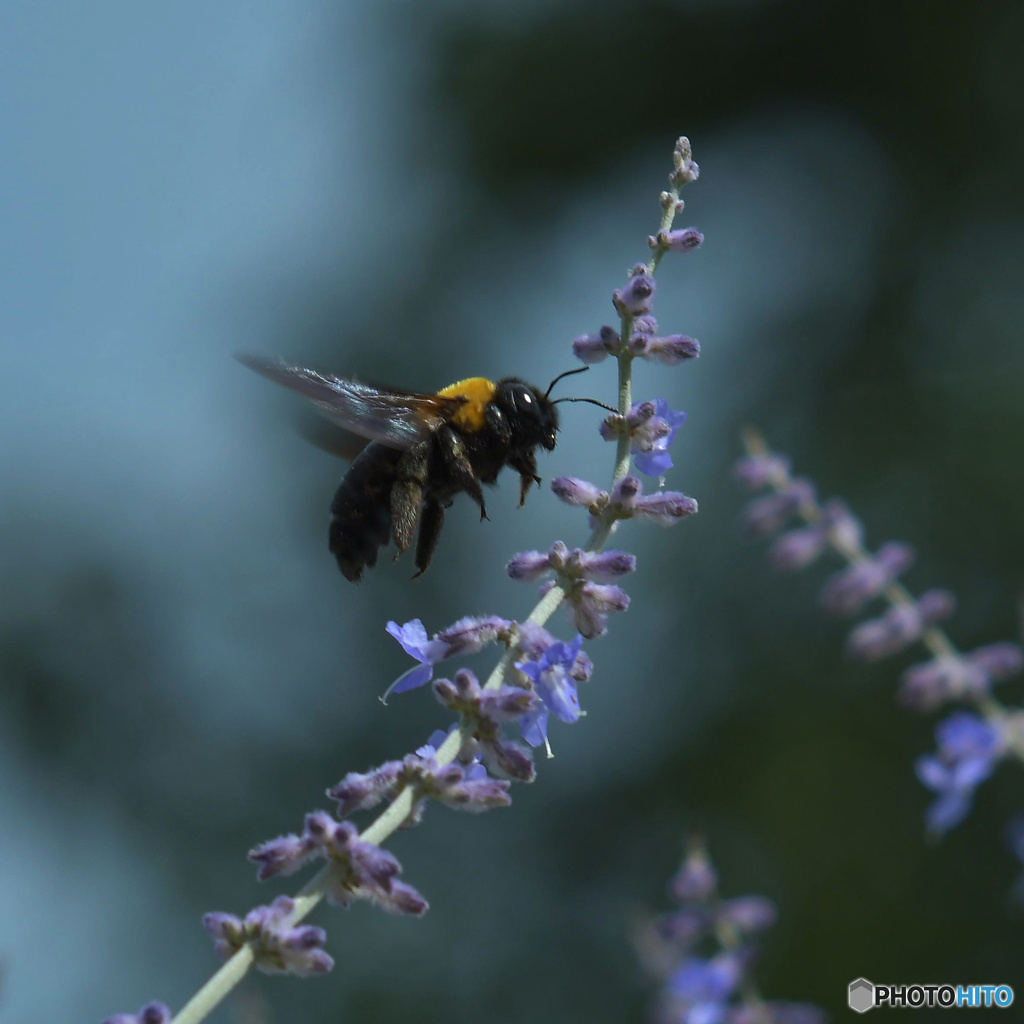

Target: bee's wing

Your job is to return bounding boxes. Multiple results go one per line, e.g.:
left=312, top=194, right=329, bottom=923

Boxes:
left=237, top=355, right=461, bottom=449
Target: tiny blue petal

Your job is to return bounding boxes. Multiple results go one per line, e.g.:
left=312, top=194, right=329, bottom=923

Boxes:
left=520, top=705, right=550, bottom=748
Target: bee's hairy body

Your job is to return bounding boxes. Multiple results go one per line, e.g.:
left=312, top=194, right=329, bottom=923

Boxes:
left=330, top=377, right=558, bottom=582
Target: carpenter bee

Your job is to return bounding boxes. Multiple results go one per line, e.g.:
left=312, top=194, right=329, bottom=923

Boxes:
left=238, top=356, right=611, bottom=582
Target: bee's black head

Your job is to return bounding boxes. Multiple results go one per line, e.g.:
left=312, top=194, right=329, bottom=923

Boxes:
left=494, top=378, right=559, bottom=451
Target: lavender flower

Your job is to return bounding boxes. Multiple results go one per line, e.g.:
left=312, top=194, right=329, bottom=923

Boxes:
left=101, top=1003, right=172, bottom=1024
left=915, top=712, right=1003, bottom=835
left=203, top=896, right=334, bottom=976
left=516, top=634, right=585, bottom=747
left=602, top=399, right=688, bottom=477
left=385, top=615, right=513, bottom=696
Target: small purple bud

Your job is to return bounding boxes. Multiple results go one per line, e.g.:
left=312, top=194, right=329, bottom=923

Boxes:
left=719, top=895, right=777, bottom=933
left=572, top=325, right=620, bottom=363
left=435, top=615, right=512, bottom=656
left=248, top=831, right=318, bottom=881
left=551, top=476, right=606, bottom=509
left=102, top=1004, right=172, bottom=1024
left=656, top=906, right=711, bottom=944
left=453, top=667, right=481, bottom=700
left=822, top=498, right=863, bottom=552
left=969, top=641, right=1024, bottom=681
left=819, top=542, right=914, bottom=617
left=599, top=414, right=625, bottom=441
left=633, top=490, right=698, bottom=524
left=670, top=847, right=717, bottom=902
left=656, top=227, right=704, bottom=253
left=898, top=656, right=985, bottom=711
left=643, top=334, right=700, bottom=365
left=770, top=523, right=829, bottom=571
left=606, top=477, right=638, bottom=512
left=670, top=136, right=699, bottom=186
left=613, top=265, right=657, bottom=316
left=733, top=452, right=791, bottom=491
left=506, top=549, right=553, bottom=581
left=576, top=549, right=637, bottom=581
left=916, top=588, right=957, bottom=623
left=327, top=761, right=403, bottom=817
left=632, top=314, right=659, bottom=336
left=846, top=603, right=924, bottom=662
left=479, top=686, right=540, bottom=721
left=740, top=479, right=816, bottom=540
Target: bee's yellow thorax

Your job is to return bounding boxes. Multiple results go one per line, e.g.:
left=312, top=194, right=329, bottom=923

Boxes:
left=437, top=377, right=496, bottom=433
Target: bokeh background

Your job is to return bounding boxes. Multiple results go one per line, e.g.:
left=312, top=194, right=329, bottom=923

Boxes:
left=3, top=1, right=1024, bottom=1020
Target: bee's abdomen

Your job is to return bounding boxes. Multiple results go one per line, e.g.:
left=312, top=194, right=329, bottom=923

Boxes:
left=329, top=443, right=403, bottom=582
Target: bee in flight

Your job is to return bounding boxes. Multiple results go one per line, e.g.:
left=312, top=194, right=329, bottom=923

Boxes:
left=238, top=356, right=611, bottom=582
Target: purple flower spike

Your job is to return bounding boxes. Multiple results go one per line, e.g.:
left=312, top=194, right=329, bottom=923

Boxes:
left=572, top=325, right=621, bottom=363
left=385, top=619, right=449, bottom=695
left=613, top=264, right=657, bottom=316
left=629, top=399, right=687, bottom=477
left=915, top=712, right=1002, bottom=835
left=818, top=542, right=915, bottom=617
left=203, top=896, right=334, bottom=976
left=102, top=1003, right=172, bottom=1024
left=516, top=635, right=585, bottom=747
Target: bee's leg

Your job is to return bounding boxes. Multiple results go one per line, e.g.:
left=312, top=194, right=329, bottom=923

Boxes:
left=437, top=425, right=488, bottom=521
left=412, top=499, right=445, bottom=578
left=391, top=443, right=430, bottom=556
left=509, top=449, right=541, bottom=506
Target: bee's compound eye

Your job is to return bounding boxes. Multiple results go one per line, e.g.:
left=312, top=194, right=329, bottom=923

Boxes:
left=512, top=386, right=536, bottom=415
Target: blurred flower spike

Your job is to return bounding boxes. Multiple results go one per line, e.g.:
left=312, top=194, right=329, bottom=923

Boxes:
left=735, top=430, right=1024, bottom=845
left=635, top=841, right=824, bottom=1024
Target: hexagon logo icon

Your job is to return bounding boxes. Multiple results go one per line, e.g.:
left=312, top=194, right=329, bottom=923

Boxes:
left=848, top=978, right=874, bottom=1013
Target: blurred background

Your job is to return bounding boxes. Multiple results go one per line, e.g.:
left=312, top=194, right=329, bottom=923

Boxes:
left=3, top=0, right=1024, bottom=1020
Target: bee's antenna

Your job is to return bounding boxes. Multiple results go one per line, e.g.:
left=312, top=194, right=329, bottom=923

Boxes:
left=552, top=396, right=619, bottom=414
left=544, top=365, right=590, bottom=400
